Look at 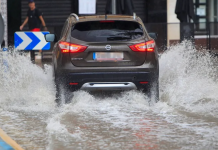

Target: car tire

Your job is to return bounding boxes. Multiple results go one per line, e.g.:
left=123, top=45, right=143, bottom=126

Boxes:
left=141, top=73, right=159, bottom=103
left=149, top=78, right=159, bottom=103
left=55, top=77, right=72, bottom=105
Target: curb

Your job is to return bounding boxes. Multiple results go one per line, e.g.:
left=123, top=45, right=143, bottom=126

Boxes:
left=0, top=128, right=24, bottom=150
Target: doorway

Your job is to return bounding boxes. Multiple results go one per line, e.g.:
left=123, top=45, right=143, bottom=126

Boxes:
left=7, top=0, right=21, bottom=45
left=193, top=0, right=209, bottom=34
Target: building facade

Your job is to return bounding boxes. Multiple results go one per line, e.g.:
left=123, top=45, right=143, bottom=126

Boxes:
left=7, top=0, right=167, bottom=45
left=168, top=0, right=218, bottom=51
left=6, top=0, right=218, bottom=51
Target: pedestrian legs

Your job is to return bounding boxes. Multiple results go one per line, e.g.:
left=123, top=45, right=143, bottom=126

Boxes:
left=30, top=51, right=35, bottom=63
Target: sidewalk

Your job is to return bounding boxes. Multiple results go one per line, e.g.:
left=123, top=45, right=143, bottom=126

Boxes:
left=0, top=128, right=24, bottom=150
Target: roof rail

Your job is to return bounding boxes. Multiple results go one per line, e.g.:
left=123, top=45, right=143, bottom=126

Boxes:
left=133, top=12, right=136, bottom=20
left=70, top=13, right=79, bottom=21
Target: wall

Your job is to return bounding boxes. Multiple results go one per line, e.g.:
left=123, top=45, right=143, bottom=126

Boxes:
left=8, top=0, right=21, bottom=45
left=147, top=0, right=167, bottom=23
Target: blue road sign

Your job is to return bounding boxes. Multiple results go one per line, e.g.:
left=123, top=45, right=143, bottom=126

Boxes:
left=14, top=32, right=50, bottom=50
left=2, top=48, right=7, bottom=51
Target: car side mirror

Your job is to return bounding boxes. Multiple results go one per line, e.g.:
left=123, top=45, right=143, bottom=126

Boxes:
left=148, top=33, right=158, bottom=40
left=45, top=34, right=57, bottom=42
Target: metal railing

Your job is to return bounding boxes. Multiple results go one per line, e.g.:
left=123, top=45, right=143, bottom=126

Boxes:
left=144, top=22, right=218, bottom=53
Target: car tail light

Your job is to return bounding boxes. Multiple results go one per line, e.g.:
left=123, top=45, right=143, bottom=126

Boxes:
left=59, top=41, right=87, bottom=53
left=129, top=40, right=155, bottom=52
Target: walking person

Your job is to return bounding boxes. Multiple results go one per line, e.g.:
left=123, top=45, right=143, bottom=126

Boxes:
left=20, top=0, right=47, bottom=63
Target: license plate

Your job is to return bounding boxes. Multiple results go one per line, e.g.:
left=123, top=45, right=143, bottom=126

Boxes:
left=93, top=52, right=124, bottom=61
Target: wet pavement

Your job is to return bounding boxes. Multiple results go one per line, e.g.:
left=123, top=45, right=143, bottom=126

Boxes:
left=0, top=41, right=218, bottom=150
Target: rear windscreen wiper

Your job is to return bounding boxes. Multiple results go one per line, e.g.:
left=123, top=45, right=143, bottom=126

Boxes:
left=107, top=36, right=131, bottom=41
left=115, top=31, right=143, bottom=36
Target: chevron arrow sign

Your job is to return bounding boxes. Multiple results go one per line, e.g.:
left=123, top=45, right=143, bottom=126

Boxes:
left=14, top=32, right=50, bottom=50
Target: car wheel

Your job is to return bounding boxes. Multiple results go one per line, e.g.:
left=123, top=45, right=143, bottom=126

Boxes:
left=141, top=74, right=159, bottom=103
left=55, top=77, right=72, bottom=105
left=149, top=78, right=159, bottom=103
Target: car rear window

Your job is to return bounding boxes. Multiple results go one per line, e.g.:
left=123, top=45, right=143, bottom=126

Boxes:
left=71, top=21, right=144, bottom=42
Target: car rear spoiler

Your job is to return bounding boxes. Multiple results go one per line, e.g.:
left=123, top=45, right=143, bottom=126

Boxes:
left=105, top=12, right=137, bottom=20
left=69, top=12, right=137, bottom=21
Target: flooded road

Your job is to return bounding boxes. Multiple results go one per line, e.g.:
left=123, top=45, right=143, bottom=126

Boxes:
left=0, top=41, right=218, bottom=150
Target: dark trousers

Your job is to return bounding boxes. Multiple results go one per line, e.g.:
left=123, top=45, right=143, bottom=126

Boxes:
left=30, top=51, right=35, bottom=63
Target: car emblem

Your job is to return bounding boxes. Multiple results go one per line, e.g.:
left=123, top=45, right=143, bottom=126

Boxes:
left=105, top=45, right=112, bottom=50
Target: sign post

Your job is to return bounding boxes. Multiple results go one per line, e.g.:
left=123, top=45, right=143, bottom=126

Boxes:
left=112, top=0, right=116, bottom=14
left=0, top=0, right=8, bottom=48
left=0, top=13, right=4, bottom=48
left=0, top=2, right=8, bottom=80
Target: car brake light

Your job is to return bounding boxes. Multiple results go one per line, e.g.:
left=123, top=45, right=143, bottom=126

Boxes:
left=59, top=41, right=87, bottom=53
left=129, top=40, right=155, bottom=52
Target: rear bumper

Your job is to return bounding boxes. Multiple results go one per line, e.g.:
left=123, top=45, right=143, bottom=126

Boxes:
left=57, top=71, right=157, bottom=91
left=81, top=82, right=137, bottom=91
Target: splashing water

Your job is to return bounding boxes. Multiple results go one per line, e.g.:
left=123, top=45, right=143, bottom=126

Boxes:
left=0, top=51, right=56, bottom=112
left=159, top=40, right=218, bottom=118
left=0, top=41, right=217, bottom=117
